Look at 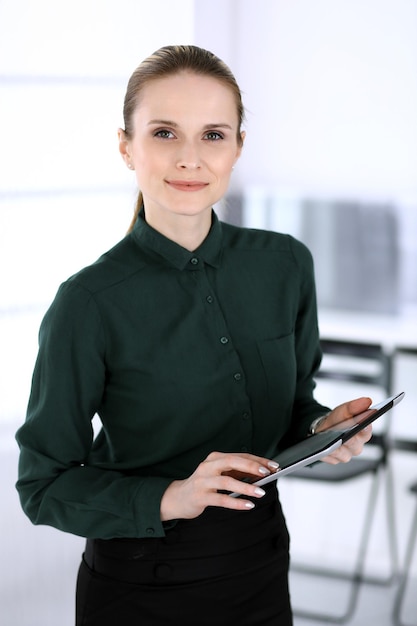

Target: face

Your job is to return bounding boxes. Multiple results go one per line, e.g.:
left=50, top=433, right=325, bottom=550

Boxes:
left=118, top=72, right=244, bottom=227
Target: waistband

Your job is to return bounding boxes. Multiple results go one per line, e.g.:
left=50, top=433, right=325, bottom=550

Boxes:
left=83, top=485, right=288, bottom=584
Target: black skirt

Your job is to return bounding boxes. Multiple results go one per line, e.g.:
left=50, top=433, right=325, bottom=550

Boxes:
left=76, top=485, right=293, bottom=626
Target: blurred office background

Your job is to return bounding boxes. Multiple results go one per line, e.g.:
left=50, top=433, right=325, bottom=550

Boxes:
left=1, top=0, right=416, bottom=624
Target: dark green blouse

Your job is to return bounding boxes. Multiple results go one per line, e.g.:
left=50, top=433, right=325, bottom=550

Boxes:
left=16, top=210, right=327, bottom=539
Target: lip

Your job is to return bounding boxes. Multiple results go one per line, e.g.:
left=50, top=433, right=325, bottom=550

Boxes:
left=166, top=180, right=209, bottom=192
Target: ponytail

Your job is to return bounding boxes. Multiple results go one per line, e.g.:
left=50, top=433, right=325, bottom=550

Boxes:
left=127, top=192, right=143, bottom=234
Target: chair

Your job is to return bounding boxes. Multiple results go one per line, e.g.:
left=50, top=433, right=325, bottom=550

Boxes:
left=392, top=443, right=417, bottom=626
left=392, top=346, right=417, bottom=626
left=285, top=338, right=397, bottom=623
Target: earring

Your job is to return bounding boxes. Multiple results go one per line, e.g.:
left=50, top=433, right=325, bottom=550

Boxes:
left=128, top=163, right=134, bottom=170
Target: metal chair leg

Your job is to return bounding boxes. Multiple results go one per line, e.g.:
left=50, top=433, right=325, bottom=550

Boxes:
left=292, top=466, right=396, bottom=623
left=392, top=500, right=417, bottom=626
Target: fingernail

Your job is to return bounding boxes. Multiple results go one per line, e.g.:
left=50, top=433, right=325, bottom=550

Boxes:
left=245, top=501, right=255, bottom=509
left=268, top=461, right=279, bottom=470
left=254, top=487, right=266, bottom=497
left=258, top=466, right=271, bottom=475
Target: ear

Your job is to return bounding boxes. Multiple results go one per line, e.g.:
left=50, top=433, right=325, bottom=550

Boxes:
left=235, top=130, right=246, bottom=161
left=118, top=128, right=132, bottom=166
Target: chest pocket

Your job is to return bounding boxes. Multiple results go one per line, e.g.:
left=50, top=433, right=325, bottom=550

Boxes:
left=257, top=332, right=296, bottom=416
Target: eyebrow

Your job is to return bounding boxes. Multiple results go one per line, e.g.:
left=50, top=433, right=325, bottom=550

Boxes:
left=147, top=119, right=233, bottom=130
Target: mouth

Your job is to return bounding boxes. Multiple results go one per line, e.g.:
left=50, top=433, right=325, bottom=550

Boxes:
left=166, top=180, right=209, bottom=192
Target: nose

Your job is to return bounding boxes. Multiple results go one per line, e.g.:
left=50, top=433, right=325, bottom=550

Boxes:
left=176, top=141, right=201, bottom=170
left=177, top=160, right=200, bottom=169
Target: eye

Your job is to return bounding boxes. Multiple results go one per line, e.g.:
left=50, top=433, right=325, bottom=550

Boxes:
left=204, top=131, right=224, bottom=141
left=154, top=129, right=175, bottom=139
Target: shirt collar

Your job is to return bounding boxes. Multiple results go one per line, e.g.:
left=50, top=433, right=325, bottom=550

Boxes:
left=131, top=208, right=223, bottom=271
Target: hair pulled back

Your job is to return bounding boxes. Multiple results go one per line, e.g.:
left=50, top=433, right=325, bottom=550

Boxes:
left=122, top=45, right=245, bottom=232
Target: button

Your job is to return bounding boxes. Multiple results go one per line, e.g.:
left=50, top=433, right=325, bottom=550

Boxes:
left=233, top=373, right=242, bottom=381
left=206, top=295, right=214, bottom=304
left=190, top=257, right=199, bottom=265
left=220, top=336, right=229, bottom=345
left=242, top=412, right=250, bottom=420
left=146, top=527, right=155, bottom=536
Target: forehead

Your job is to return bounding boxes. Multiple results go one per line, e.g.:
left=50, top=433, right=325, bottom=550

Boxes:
left=134, top=72, right=239, bottom=124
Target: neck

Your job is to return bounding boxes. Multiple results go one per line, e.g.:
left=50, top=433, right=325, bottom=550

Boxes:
left=144, top=207, right=212, bottom=251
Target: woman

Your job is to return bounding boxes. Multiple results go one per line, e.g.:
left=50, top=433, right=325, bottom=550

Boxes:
left=16, top=45, right=372, bottom=625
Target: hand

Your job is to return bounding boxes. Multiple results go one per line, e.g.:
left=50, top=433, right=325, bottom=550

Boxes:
left=160, top=451, right=279, bottom=521
left=315, top=396, right=374, bottom=464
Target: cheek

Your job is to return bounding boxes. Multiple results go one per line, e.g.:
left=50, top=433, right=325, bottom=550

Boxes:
left=215, top=159, right=235, bottom=184
left=211, top=152, right=235, bottom=176
left=133, top=151, right=161, bottom=184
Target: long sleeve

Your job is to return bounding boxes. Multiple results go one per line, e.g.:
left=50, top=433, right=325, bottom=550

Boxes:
left=16, top=281, right=172, bottom=539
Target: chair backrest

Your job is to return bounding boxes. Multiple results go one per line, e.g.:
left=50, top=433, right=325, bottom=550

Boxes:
left=317, top=339, right=391, bottom=390
left=316, top=339, right=393, bottom=460
left=393, top=439, right=417, bottom=455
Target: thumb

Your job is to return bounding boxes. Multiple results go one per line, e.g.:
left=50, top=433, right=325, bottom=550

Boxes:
left=326, top=396, right=372, bottom=427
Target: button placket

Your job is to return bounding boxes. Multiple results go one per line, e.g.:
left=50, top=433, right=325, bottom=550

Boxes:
left=195, top=270, right=248, bottom=404
left=239, top=408, right=253, bottom=452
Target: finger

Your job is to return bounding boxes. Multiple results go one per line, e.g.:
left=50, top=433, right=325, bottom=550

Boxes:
left=217, top=474, right=269, bottom=500
left=187, top=472, right=268, bottom=512
left=207, top=450, right=280, bottom=472
left=239, top=453, right=280, bottom=475
left=205, top=489, right=265, bottom=511
left=325, top=396, right=372, bottom=428
left=344, top=425, right=373, bottom=455
left=321, top=447, right=352, bottom=464
left=203, top=451, right=279, bottom=479
left=322, top=442, right=356, bottom=464
left=322, top=425, right=373, bottom=464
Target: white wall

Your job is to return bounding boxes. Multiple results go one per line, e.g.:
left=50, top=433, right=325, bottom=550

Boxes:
left=197, top=0, right=417, bottom=198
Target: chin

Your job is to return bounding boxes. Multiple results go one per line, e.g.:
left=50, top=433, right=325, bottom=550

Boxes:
left=168, top=198, right=215, bottom=216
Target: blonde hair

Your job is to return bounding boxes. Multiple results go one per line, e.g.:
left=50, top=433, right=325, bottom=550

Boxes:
left=122, top=45, right=245, bottom=233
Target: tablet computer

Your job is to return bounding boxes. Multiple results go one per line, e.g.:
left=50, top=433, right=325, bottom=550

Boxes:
left=230, top=391, right=404, bottom=496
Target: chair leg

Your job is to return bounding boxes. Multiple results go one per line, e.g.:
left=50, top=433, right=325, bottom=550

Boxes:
left=392, top=501, right=417, bottom=626
left=385, top=461, right=399, bottom=582
left=359, top=462, right=398, bottom=585
left=291, top=469, right=384, bottom=623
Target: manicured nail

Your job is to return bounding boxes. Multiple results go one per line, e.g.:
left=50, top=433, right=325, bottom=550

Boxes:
left=268, top=461, right=279, bottom=470
left=258, top=466, right=271, bottom=475
left=245, top=501, right=255, bottom=509
left=254, top=487, right=266, bottom=497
